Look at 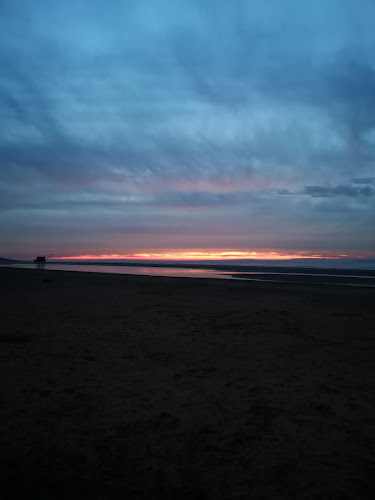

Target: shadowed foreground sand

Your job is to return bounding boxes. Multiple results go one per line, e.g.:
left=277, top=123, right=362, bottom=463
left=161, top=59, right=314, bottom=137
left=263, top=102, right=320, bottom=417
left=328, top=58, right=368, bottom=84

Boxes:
left=1, top=267, right=375, bottom=499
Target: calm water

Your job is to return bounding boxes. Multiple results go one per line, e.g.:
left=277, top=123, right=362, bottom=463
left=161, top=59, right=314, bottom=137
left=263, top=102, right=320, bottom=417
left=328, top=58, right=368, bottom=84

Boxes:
left=5, top=263, right=237, bottom=279
left=3, top=263, right=375, bottom=286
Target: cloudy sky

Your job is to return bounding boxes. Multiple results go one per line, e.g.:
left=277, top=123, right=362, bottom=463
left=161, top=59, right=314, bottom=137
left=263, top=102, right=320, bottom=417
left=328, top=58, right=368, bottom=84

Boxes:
left=1, top=0, right=375, bottom=260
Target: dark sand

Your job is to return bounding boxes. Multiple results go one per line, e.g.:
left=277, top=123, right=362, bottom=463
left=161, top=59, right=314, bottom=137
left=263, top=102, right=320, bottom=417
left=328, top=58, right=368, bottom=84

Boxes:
left=1, top=267, right=375, bottom=499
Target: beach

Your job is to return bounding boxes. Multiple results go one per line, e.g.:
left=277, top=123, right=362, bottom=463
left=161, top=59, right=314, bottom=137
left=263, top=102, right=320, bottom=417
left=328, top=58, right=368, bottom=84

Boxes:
left=1, top=266, right=375, bottom=498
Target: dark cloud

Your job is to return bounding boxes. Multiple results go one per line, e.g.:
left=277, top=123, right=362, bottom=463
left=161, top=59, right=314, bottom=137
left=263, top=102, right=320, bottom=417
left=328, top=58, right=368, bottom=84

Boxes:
left=352, top=177, right=375, bottom=185
left=279, top=183, right=375, bottom=198
left=303, top=184, right=375, bottom=198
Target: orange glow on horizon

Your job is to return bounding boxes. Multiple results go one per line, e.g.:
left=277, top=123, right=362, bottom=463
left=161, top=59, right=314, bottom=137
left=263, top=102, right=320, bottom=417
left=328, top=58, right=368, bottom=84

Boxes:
left=51, top=250, right=353, bottom=261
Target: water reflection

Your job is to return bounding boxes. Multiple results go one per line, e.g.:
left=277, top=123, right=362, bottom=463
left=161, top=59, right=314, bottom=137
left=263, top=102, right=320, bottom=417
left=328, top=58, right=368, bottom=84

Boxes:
left=6, top=263, right=236, bottom=280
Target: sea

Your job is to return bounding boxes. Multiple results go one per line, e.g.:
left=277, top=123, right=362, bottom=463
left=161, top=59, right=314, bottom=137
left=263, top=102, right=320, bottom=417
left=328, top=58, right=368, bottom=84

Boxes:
left=3, top=259, right=375, bottom=287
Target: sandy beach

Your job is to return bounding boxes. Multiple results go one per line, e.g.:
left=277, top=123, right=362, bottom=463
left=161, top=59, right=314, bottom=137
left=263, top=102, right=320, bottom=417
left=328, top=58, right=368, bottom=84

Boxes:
left=1, top=266, right=375, bottom=499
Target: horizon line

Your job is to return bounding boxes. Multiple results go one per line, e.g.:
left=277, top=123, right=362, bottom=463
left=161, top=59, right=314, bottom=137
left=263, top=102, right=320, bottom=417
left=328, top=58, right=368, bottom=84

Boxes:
left=49, top=250, right=372, bottom=261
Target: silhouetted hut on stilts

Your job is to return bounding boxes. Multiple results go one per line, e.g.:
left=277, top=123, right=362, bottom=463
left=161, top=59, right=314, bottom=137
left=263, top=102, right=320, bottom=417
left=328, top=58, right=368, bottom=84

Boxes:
left=34, top=256, right=46, bottom=269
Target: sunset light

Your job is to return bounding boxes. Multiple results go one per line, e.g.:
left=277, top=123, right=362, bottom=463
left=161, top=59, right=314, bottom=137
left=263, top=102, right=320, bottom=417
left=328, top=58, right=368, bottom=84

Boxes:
left=52, top=250, right=347, bottom=261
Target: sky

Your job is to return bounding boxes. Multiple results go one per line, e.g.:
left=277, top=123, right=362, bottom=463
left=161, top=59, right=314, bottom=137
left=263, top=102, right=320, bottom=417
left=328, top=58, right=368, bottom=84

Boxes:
left=1, top=0, right=375, bottom=260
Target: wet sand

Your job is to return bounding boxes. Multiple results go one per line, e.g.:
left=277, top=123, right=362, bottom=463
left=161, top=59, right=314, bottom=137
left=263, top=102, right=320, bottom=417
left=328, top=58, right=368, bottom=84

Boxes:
left=1, top=267, right=375, bottom=499
left=232, top=272, right=375, bottom=286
